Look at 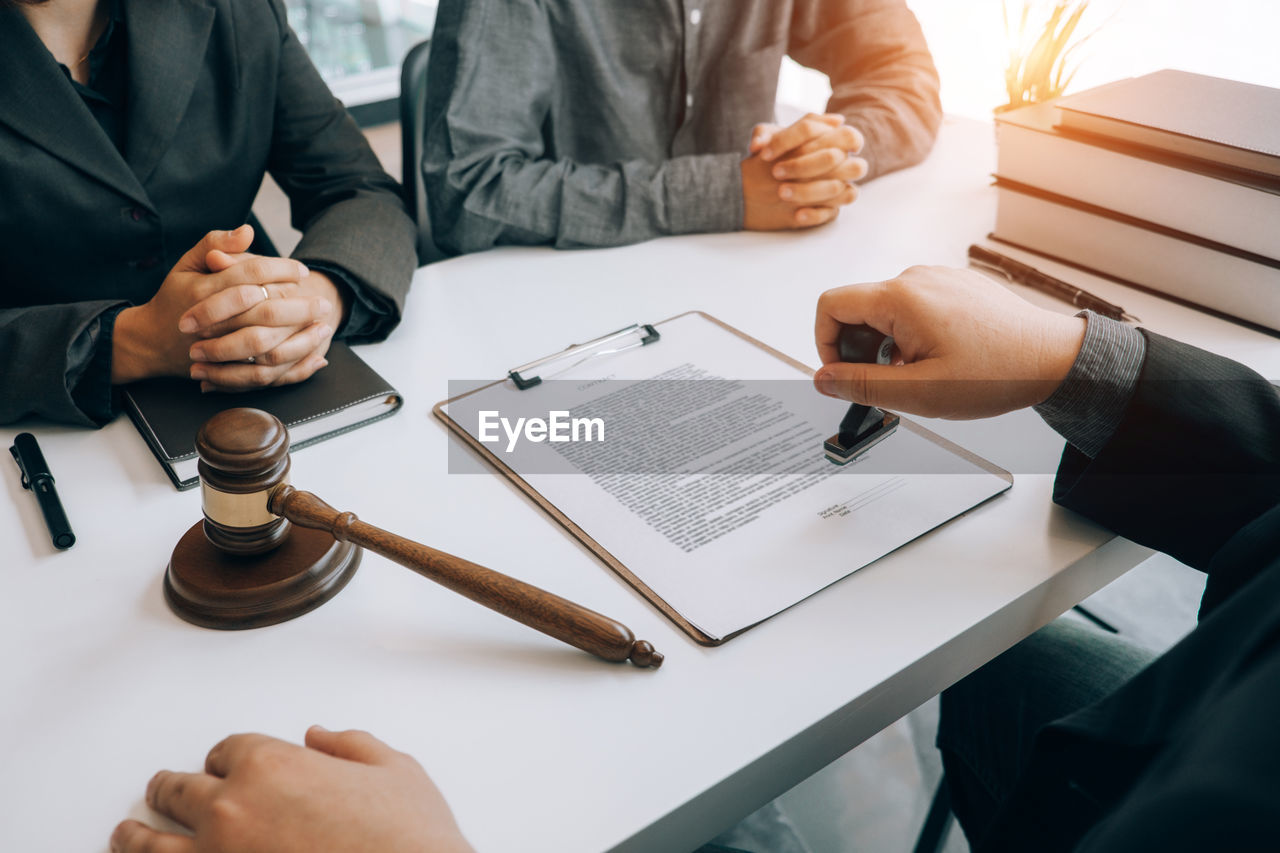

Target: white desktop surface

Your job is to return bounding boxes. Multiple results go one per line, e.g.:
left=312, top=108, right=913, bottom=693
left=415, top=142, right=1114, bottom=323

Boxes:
left=2, top=118, right=1276, bottom=853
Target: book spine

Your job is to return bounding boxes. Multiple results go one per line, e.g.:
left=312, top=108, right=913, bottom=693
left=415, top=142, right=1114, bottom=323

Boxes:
left=993, top=185, right=1280, bottom=333
left=996, top=122, right=1280, bottom=263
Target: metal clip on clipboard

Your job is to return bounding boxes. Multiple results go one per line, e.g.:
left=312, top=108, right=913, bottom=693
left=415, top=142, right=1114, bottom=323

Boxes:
left=507, top=324, right=661, bottom=390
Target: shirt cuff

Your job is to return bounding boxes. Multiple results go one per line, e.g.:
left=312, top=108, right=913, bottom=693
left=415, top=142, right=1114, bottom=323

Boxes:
left=69, top=302, right=129, bottom=425
left=1033, top=311, right=1146, bottom=458
left=300, top=260, right=390, bottom=342
left=663, top=152, right=745, bottom=235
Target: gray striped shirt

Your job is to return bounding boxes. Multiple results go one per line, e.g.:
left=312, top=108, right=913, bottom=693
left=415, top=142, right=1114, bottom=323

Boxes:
left=1034, top=311, right=1147, bottom=458
left=422, top=0, right=942, bottom=254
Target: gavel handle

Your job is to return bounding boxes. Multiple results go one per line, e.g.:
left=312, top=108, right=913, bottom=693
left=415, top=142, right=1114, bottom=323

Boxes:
left=268, top=485, right=662, bottom=668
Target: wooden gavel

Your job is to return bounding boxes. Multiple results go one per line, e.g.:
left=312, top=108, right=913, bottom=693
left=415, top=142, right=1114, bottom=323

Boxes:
left=184, top=408, right=662, bottom=668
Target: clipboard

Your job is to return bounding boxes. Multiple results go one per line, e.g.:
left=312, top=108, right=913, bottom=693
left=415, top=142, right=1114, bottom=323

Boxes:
left=434, top=311, right=1012, bottom=646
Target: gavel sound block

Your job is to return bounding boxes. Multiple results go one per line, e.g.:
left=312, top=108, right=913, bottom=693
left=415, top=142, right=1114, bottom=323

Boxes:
left=823, top=324, right=900, bottom=465
left=165, top=408, right=662, bottom=668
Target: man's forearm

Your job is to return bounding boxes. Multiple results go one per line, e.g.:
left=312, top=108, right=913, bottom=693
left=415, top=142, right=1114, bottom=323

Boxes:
left=1033, top=312, right=1146, bottom=458
left=792, top=0, right=942, bottom=180
left=428, top=152, right=745, bottom=254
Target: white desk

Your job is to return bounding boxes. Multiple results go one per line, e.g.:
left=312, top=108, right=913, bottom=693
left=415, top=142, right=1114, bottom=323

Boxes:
left=3, top=118, right=1276, bottom=853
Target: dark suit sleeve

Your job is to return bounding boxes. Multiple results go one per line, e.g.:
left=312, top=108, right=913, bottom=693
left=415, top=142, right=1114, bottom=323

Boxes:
left=788, top=0, right=942, bottom=180
left=1052, top=330, right=1280, bottom=579
left=262, top=0, right=417, bottom=342
left=0, top=301, right=126, bottom=426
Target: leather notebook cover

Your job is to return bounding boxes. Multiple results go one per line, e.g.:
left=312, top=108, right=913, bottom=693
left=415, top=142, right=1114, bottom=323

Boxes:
left=123, top=341, right=402, bottom=490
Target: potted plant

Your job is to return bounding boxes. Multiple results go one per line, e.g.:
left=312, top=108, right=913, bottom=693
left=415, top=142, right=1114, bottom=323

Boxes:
left=999, top=0, right=1096, bottom=113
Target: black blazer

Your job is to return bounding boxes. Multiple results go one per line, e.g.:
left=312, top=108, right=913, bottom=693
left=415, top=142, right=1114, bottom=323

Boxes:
left=983, top=331, right=1280, bottom=852
left=0, top=0, right=416, bottom=425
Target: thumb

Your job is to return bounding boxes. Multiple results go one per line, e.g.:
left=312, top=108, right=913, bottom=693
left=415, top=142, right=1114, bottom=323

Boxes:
left=305, top=726, right=399, bottom=766
left=204, top=248, right=257, bottom=273
left=175, top=225, right=254, bottom=272
left=813, top=360, right=944, bottom=412
left=749, top=123, right=777, bottom=153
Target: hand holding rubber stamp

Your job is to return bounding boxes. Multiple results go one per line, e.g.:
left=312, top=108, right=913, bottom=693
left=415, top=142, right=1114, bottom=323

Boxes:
left=821, top=324, right=900, bottom=464
left=165, top=408, right=661, bottom=668
left=813, top=266, right=1086, bottom=420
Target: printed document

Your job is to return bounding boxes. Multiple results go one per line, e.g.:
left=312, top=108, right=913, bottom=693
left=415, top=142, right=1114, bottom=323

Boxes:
left=442, top=313, right=1012, bottom=641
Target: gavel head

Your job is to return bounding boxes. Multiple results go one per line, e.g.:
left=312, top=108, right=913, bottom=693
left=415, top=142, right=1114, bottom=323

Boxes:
left=196, top=408, right=292, bottom=556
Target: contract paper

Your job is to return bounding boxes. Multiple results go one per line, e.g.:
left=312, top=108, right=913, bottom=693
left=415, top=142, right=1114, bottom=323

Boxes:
left=442, top=312, right=1012, bottom=642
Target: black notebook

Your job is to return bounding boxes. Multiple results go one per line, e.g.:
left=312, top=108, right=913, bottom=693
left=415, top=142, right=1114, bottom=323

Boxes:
left=123, top=342, right=402, bottom=490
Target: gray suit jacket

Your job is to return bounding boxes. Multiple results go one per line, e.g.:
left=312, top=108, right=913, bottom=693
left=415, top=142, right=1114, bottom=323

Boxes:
left=0, top=0, right=416, bottom=425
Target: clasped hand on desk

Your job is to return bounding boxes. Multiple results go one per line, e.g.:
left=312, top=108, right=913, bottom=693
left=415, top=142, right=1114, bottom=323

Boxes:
left=111, top=224, right=343, bottom=393
left=742, top=112, right=868, bottom=230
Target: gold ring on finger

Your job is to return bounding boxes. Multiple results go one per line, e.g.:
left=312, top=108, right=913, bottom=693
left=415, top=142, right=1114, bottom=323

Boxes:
left=260, top=285, right=271, bottom=302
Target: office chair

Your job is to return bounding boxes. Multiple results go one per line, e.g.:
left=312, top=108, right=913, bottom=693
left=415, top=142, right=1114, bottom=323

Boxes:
left=400, top=38, right=447, bottom=265
left=913, top=779, right=954, bottom=853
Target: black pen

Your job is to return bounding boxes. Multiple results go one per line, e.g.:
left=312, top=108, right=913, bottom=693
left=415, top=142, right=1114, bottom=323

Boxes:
left=10, top=432, right=76, bottom=550
left=968, top=245, right=1140, bottom=323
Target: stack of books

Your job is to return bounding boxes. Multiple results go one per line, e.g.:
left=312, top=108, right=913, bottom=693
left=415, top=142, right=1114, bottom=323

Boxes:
left=991, top=69, right=1280, bottom=331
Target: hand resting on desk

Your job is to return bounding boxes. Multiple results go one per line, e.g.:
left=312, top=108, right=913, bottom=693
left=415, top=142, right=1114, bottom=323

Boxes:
left=742, top=113, right=867, bottom=230
left=111, top=726, right=474, bottom=853
left=183, top=229, right=345, bottom=393
left=813, top=265, right=1087, bottom=419
left=111, top=225, right=341, bottom=394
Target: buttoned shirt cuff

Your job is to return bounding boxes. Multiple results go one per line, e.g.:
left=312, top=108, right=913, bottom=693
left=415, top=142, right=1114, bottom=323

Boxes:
left=69, top=302, right=129, bottom=425
left=663, top=152, right=745, bottom=234
left=300, top=260, right=390, bottom=342
left=1033, top=311, right=1146, bottom=458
